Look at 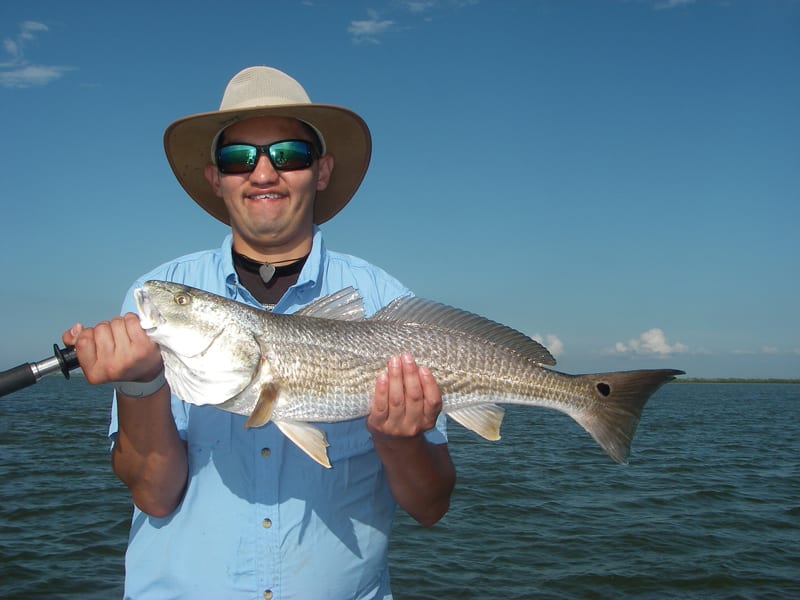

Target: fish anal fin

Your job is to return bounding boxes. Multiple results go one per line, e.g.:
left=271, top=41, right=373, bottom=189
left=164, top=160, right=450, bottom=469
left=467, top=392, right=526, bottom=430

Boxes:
left=447, top=404, right=506, bottom=441
left=244, top=383, right=279, bottom=428
left=275, top=420, right=332, bottom=468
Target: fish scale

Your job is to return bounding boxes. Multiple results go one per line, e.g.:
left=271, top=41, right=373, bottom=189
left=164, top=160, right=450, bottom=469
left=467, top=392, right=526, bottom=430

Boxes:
left=135, top=280, right=684, bottom=468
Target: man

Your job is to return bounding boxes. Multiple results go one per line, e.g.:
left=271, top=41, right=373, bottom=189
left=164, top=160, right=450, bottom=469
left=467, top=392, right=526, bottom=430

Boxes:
left=63, top=66, right=456, bottom=599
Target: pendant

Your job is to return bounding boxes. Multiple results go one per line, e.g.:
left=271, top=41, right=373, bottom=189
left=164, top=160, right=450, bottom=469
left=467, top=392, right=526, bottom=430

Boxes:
left=259, top=263, right=276, bottom=284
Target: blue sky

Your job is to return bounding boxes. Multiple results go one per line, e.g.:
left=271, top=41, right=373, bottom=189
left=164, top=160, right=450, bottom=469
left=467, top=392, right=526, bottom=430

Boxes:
left=1, top=0, right=797, bottom=379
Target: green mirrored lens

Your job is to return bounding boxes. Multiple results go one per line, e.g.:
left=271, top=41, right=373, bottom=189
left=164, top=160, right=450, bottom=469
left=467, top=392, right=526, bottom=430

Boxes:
left=217, top=145, right=258, bottom=173
left=269, top=141, right=313, bottom=170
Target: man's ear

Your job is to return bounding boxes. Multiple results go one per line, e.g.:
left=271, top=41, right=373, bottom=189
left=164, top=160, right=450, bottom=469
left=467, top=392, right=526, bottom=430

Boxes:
left=316, top=154, right=334, bottom=191
left=204, top=164, right=222, bottom=195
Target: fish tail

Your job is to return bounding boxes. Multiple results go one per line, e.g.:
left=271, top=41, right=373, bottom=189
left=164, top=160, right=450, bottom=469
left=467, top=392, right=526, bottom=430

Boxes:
left=574, top=369, right=683, bottom=464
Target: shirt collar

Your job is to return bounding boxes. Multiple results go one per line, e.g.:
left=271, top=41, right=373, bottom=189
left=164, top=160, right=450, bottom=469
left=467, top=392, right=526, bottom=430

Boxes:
left=221, top=226, right=326, bottom=307
left=297, top=225, right=325, bottom=289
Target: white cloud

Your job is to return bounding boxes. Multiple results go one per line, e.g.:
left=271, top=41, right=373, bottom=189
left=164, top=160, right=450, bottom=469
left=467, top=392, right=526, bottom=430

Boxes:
left=0, top=64, right=70, bottom=88
left=532, top=333, right=564, bottom=358
left=401, top=0, right=479, bottom=11
left=732, top=346, right=797, bottom=356
left=404, top=1, right=438, bottom=13
left=348, top=10, right=395, bottom=44
left=1, top=21, right=71, bottom=88
left=604, top=328, right=688, bottom=357
left=654, top=0, right=696, bottom=10
left=20, top=21, right=49, bottom=39
left=349, top=1, right=478, bottom=41
left=3, top=38, right=19, bottom=60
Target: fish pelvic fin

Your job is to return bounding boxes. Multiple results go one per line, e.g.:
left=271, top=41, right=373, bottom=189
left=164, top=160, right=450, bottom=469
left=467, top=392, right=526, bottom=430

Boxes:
left=244, top=383, right=279, bottom=428
left=575, top=369, right=684, bottom=464
left=447, top=404, right=506, bottom=441
left=275, top=421, right=332, bottom=468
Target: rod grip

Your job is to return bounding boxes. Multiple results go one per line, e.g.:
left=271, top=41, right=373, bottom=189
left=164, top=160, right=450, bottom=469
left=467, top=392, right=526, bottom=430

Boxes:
left=0, top=364, right=37, bottom=398
left=55, top=345, right=79, bottom=379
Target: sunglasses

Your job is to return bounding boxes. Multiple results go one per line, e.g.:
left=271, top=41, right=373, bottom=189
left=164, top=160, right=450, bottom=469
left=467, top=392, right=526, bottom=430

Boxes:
left=215, top=139, right=318, bottom=174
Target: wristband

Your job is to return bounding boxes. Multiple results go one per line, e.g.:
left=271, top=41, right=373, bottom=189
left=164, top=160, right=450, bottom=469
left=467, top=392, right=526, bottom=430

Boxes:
left=114, top=368, right=167, bottom=398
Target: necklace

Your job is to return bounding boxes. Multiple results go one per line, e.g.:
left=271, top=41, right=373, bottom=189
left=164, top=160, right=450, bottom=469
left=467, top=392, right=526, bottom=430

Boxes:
left=232, top=250, right=309, bottom=284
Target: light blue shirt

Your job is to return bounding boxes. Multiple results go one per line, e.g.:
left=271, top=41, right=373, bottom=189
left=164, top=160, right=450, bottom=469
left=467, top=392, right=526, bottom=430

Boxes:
left=111, top=227, right=448, bottom=600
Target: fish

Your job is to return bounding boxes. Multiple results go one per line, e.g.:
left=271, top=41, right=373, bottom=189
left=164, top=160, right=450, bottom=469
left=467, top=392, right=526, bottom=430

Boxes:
left=134, top=280, right=684, bottom=468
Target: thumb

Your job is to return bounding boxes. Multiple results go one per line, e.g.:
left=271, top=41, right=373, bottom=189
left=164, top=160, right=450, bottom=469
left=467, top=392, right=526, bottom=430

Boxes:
left=61, top=323, right=84, bottom=346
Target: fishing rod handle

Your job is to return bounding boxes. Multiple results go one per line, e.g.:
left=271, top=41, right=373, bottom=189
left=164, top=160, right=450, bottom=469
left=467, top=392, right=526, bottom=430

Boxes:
left=0, top=364, right=37, bottom=397
left=52, top=345, right=79, bottom=378
left=0, top=345, right=79, bottom=398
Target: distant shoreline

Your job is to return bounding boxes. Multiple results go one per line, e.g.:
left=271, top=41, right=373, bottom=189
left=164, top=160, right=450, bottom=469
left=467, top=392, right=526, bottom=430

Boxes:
left=674, top=378, right=800, bottom=384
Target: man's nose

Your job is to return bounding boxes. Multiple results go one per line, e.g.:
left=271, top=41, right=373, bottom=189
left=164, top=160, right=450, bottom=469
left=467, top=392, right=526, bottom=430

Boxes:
left=249, top=154, right=278, bottom=182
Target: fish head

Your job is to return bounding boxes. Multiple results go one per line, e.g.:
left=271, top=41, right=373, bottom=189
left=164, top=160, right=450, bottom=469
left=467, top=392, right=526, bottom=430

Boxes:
left=135, top=280, right=228, bottom=357
left=134, top=280, right=264, bottom=406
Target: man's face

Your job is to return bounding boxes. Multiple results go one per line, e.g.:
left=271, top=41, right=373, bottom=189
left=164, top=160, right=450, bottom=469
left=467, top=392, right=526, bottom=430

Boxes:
left=204, top=116, right=332, bottom=257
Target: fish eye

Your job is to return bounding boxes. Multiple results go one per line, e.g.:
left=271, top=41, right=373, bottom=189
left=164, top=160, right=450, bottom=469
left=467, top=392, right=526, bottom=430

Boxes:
left=175, top=294, right=190, bottom=306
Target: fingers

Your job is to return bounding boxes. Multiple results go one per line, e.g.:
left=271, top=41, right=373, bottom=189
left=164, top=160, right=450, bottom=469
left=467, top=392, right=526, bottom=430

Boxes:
left=418, top=364, right=443, bottom=423
left=372, top=371, right=389, bottom=415
left=67, top=313, right=161, bottom=384
left=61, top=323, right=84, bottom=347
left=369, top=353, right=442, bottom=438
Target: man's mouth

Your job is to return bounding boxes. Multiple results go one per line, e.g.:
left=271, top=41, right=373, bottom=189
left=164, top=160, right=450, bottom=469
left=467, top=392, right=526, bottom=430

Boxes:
left=248, top=192, right=284, bottom=200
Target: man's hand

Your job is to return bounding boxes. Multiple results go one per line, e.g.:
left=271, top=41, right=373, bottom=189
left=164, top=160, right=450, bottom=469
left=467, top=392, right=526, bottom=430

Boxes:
left=61, top=313, right=162, bottom=385
left=367, top=353, right=442, bottom=438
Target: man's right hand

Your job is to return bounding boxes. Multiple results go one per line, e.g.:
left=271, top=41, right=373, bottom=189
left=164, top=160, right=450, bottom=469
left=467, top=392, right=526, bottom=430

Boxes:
left=61, top=313, right=162, bottom=385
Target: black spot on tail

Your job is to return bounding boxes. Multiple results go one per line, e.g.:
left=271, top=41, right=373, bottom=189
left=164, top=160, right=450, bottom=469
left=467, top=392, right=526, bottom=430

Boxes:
left=578, top=369, right=684, bottom=463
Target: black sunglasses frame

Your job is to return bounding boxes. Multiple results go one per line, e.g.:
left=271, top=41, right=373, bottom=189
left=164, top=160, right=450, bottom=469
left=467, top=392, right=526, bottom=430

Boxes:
left=215, top=139, right=319, bottom=174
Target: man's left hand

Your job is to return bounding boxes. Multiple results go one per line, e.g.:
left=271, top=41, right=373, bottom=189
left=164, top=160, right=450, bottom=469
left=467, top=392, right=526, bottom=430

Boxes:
left=367, top=353, right=442, bottom=438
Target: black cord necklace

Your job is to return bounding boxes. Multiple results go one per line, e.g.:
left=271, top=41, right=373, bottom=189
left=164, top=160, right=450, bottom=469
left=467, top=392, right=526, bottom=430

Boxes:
left=232, top=250, right=309, bottom=284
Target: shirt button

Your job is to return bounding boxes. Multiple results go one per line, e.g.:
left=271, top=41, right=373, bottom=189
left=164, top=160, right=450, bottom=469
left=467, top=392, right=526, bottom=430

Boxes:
left=263, top=591, right=273, bottom=600
left=261, top=447, right=271, bottom=457
left=262, top=518, right=272, bottom=528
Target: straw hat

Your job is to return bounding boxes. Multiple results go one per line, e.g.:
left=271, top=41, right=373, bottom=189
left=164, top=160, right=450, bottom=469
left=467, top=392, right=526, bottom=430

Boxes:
left=164, top=66, right=372, bottom=225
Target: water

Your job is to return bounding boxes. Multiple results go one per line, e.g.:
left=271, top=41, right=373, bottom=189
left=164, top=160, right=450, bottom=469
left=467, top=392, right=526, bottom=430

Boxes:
left=1, top=379, right=797, bottom=599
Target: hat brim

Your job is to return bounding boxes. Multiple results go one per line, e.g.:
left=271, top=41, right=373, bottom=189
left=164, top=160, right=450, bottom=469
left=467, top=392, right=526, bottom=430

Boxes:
left=164, top=104, right=371, bottom=225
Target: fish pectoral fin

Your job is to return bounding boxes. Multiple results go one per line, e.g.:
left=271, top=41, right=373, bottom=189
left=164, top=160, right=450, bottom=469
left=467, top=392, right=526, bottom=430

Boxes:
left=447, top=404, right=506, bottom=441
left=244, top=383, right=279, bottom=428
left=275, top=420, right=332, bottom=469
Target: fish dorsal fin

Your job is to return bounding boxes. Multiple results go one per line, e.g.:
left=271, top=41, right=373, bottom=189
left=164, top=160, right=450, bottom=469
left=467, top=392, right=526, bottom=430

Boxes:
left=447, top=404, right=506, bottom=441
left=275, top=420, right=332, bottom=468
left=371, top=296, right=556, bottom=365
left=294, top=287, right=365, bottom=321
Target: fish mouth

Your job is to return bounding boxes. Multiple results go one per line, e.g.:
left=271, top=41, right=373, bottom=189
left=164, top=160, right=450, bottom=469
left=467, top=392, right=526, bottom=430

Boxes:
left=134, top=287, right=164, bottom=332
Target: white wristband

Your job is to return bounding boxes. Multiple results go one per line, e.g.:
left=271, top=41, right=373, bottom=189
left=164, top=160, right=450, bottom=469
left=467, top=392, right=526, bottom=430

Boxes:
left=114, top=368, right=167, bottom=398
